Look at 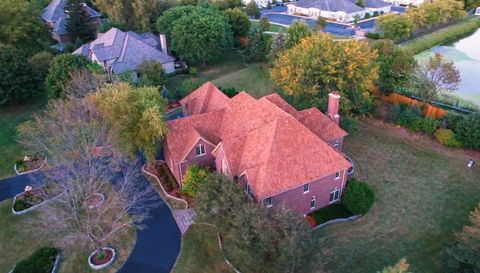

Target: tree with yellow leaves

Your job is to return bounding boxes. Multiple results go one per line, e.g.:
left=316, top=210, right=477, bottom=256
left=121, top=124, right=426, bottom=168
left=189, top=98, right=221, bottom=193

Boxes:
left=271, top=32, right=379, bottom=114
left=378, top=259, right=412, bottom=273
left=95, top=83, right=168, bottom=163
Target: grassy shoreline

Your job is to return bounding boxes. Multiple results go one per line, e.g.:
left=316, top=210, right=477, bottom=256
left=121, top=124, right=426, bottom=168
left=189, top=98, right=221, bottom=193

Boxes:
left=400, top=16, right=480, bottom=54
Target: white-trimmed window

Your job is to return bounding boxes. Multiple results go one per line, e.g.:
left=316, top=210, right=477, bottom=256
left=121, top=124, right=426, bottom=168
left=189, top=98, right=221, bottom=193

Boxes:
left=246, top=182, right=253, bottom=198
left=329, top=188, right=340, bottom=203
left=222, top=158, right=228, bottom=174
left=303, top=183, right=310, bottom=193
left=264, top=197, right=273, bottom=207
left=335, top=172, right=341, bottom=180
left=310, top=197, right=316, bottom=209
left=195, top=144, right=206, bottom=156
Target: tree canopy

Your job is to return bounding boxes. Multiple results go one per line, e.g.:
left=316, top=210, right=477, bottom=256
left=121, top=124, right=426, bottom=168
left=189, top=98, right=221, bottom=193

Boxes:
left=224, top=8, right=251, bottom=37
left=45, top=54, right=91, bottom=98
left=245, top=1, right=260, bottom=19
left=378, top=259, right=412, bottom=273
left=271, top=33, right=379, bottom=114
left=285, top=20, right=312, bottom=49
left=376, top=13, right=416, bottom=41
left=0, top=45, right=41, bottom=105
left=162, top=5, right=232, bottom=65
left=66, top=0, right=96, bottom=42
left=137, top=60, right=167, bottom=88
left=94, top=83, right=169, bottom=163
left=243, top=26, right=269, bottom=62
left=373, top=40, right=416, bottom=94
left=182, top=164, right=210, bottom=196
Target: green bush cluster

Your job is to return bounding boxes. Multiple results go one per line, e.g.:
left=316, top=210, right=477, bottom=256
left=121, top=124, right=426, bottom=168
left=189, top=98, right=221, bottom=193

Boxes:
left=388, top=104, right=438, bottom=135
left=182, top=164, right=210, bottom=197
left=365, top=32, right=380, bottom=40
left=434, top=129, right=462, bottom=147
left=401, top=18, right=480, bottom=54
left=13, top=247, right=60, bottom=273
left=340, top=116, right=359, bottom=134
left=342, top=179, right=375, bottom=215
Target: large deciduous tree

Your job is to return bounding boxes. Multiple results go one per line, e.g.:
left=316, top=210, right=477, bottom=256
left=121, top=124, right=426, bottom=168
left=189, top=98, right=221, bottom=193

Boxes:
left=285, top=20, right=312, bottom=49
left=137, top=60, right=167, bottom=89
left=0, top=45, right=41, bottom=105
left=271, top=33, right=379, bottom=114
left=268, top=33, right=286, bottom=64
left=410, top=53, right=460, bottom=102
left=373, top=40, right=416, bottom=94
left=448, top=203, right=480, bottom=273
left=94, top=83, right=169, bottom=163
left=224, top=8, right=251, bottom=38
left=245, top=1, right=260, bottom=19
left=243, top=26, right=269, bottom=63
left=66, top=0, right=96, bottom=42
left=0, top=0, right=50, bottom=55
left=166, top=5, right=233, bottom=65
left=45, top=54, right=91, bottom=98
left=376, top=13, right=416, bottom=41
left=196, top=174, right=320, bottom=273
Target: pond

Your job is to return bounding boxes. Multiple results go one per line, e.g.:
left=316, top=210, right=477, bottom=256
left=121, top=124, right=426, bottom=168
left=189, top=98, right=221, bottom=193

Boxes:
left=415, top=28, right=480, bottom=106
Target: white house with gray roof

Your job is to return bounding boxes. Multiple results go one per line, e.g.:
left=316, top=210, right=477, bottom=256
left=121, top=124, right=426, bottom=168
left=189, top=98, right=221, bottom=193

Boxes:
left=287, top=0, right=367, bottom=22
left=42, top=0, right=101, bottom=43
left=348, top=0, right=391, bottom=14
left=73, top=28, right=175, bottom=77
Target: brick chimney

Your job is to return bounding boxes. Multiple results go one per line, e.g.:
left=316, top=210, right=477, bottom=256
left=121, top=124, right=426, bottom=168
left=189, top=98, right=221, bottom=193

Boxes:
left=159, top=34, right=168, bottom=54
left=327, top=92, right=341, bottom=125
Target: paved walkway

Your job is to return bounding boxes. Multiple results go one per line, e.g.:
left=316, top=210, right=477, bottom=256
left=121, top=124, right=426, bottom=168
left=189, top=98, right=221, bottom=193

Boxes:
left=172, top=208, right=196, bottom=234
left=0, top=170, right=181, bottom=273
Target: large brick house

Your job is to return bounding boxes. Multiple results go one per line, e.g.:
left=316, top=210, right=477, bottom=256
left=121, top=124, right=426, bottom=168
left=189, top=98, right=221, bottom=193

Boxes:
left=163, top=82, right=352, bottom=215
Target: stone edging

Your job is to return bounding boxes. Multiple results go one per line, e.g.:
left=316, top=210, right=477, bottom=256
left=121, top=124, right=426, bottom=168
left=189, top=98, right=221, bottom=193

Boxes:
left=11, top=191, right=62, bottom=215
left=313, top=215, right=359, bottom=230
left=14, top=156, right=47, bottom=176
left=88, top=247, right=116, bottom=270
left=8, top=253, right=61, bottom=273
left=141, top=163, right=189, bottom=209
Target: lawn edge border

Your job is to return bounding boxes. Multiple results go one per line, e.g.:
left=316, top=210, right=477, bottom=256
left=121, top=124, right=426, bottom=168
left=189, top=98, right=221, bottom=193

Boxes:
left=313, top=215, right=359, bottom=230
left=14, top=156, right=47, bottom=176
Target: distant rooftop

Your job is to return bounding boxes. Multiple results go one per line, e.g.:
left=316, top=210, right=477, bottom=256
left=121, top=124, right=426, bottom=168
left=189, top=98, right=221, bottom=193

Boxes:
left=293, top=0, right=364, bottom=13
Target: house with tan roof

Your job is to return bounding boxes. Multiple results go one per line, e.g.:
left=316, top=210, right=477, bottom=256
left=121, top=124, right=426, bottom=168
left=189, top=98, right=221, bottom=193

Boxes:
left=163, top=82, right=351, bottom=215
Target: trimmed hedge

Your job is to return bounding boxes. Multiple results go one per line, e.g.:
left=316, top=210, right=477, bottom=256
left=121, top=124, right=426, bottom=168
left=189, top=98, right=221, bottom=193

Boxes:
left=401, top=17, right=480, bottom=54
left=435, top=128, right=463, bottom=147
left=13, top=247, right=60, bottom=273
left=342, top=179, right=374, bottom=215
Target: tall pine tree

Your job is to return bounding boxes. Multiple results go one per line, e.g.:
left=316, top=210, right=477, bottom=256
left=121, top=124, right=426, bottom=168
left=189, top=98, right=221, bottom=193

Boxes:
left=66, top=0, right=95, bottom=42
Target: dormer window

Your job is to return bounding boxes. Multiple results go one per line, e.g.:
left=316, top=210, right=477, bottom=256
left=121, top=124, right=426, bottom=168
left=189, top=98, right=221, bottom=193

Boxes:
left=335, top=172, right=340, bottom=180
left=303, top=183, right=310, bottom=193
left=264, top=197, right=272, bottom=207
left=195, top=144, right=206, bottom=156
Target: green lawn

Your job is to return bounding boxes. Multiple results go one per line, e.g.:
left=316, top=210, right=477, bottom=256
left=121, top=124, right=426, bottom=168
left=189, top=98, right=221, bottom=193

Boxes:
left=0, top=97, right=47, bottom=179
left=251, top=21, right=288, bottom=33
left=166, top=51, right=277, bottom=99
left=319, top=120, right=480, bottom=273
left=0, top=199, right=136, bottom=273
left=171, top=224, right=234, bottom=273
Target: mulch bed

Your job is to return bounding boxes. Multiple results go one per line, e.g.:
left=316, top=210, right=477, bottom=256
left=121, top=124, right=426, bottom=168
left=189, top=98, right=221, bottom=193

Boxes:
left=90, top=248, right=114, bottom=266
left=146, top=162, right=195, bottom=206
left=307, top=204, right=354, bottom=227
left=16, top=155, right=44, bottom=173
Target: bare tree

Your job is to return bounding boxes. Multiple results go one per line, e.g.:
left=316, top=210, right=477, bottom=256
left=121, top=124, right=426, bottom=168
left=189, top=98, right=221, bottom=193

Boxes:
left=18, top=96, right=159, bottom=252
left=65, top=69, right=108, bottom=98
left=411, top=53, right=461, bottom=102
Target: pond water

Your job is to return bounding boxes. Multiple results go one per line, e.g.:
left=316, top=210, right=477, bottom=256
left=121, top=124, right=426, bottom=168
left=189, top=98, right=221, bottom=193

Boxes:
left=415, top=28, right=480, bottom=106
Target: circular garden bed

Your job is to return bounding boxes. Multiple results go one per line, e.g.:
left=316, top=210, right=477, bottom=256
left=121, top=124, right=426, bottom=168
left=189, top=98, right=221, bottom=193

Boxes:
left=88, top=247, right=116, bottom=270
left=85, top=193, right=105, bottom=209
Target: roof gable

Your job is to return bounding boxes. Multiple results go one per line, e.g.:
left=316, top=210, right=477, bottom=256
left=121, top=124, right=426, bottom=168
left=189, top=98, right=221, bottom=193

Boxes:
left=180, top=82, right=230, bottom=115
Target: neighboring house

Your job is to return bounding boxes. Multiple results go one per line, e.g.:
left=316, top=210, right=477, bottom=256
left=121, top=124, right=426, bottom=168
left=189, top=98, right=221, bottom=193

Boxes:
left=41, top=0, right=101, bottom=43
left=383, top=0, right=424, bottom=6
left=349, top=0, right=392, bottom=14
left=73, top=28, right=175, bottom=78
left=242, top=0, right=273, bottom=8
left=163, top=82, right=352, bottom=215
left=287, top=0, right=366, bottom=22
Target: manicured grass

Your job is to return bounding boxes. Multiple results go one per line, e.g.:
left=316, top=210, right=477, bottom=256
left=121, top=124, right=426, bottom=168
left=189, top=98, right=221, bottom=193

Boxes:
left=0, top=199, right=136, bottom=273
left=318, top=119, right=480, bottom=273
left=166, top=51, right=277, bottom=99
left=309, top=204, right=353, bottom=225
left=0, top=97, right=47, bottom=179
left=400, top=16, right=480, bottom=54
left=171, top=224, right=234, bottom=273
left=251, top=21, right=288, bottom=33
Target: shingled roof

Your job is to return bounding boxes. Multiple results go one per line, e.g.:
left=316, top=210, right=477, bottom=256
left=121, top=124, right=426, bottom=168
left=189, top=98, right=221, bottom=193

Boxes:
left=293, top=0, right=364, bottom=13
left=73, top=28, right=174, bottom=74
left=166, top=83, right=351, bottom=200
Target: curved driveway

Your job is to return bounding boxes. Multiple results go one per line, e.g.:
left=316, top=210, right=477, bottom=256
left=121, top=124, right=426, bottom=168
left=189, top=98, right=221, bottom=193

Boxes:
left=0, top=171, right=181, bottom=273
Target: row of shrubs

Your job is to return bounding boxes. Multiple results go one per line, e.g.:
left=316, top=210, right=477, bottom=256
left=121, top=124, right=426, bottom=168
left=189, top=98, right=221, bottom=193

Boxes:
left=401, top=17, right=480, bottom=54
left=13, top=247, right=59, bottom=273
left=386, top=103, right=480, bottom=150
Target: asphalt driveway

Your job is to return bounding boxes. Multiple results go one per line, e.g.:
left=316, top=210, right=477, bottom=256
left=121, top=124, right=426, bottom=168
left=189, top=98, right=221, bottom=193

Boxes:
left=0, top=171, right=181, bottom=273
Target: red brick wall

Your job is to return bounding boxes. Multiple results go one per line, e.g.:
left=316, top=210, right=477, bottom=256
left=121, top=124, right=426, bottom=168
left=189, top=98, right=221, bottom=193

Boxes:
left=264, top=169, right=348, bottom=215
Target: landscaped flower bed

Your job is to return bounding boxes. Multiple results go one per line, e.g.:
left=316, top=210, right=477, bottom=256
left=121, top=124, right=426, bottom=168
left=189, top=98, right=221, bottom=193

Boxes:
left=12, top=185, right=60, bottom=215
left=146, top=162, right=194, bottom=205
left=11, top=247, right=60, bottom=273
left=88, top=247, right=116, bottom=270
left=308, top=204, right=354, bottom=227
left=85, top=193, right=105, bottom=209
left=14, top=154, right=46, bottom=175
